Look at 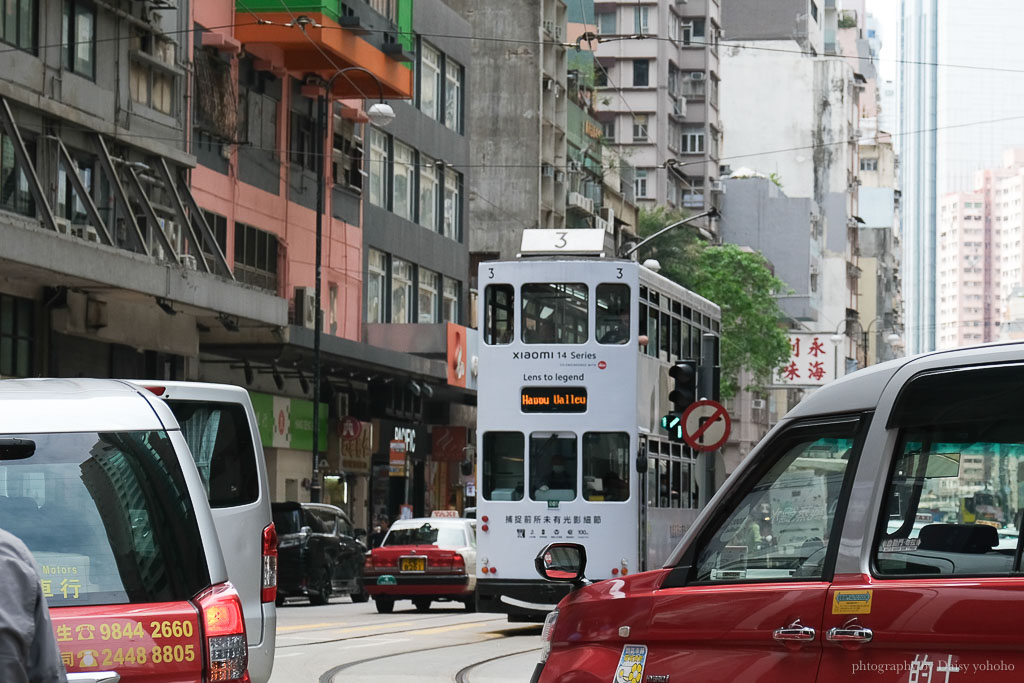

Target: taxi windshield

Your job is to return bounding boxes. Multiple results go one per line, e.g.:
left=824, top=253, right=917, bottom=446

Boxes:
left=0, top=431, right=210, bottom=607
left=384, top=523, right=466, bottom=548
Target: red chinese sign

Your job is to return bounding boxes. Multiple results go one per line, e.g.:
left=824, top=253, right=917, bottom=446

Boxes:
left=774, top=333, right=837, bottom=387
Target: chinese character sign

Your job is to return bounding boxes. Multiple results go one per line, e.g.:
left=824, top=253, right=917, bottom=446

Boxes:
left=773, top=333, right=837, bottom=387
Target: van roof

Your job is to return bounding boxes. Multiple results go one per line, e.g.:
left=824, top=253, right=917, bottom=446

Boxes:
left=0, top=378, right=174, bottom=433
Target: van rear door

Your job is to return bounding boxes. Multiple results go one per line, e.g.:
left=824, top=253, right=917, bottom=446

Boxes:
left=140, top=382, right=276, bottom=683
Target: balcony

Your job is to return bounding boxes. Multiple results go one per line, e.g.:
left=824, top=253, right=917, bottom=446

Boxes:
left=234, top=0, right=413, bottom=99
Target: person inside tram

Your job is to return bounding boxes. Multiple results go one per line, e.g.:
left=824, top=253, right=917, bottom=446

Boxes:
left=601, top=470, right=629, bottom=501
left=599, top=311, right=631, bottom=344
left=540, top=454, right=574, bottom=492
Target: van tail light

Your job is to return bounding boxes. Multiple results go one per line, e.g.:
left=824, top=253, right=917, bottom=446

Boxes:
left=262, top=523, right=278, bottom=603
left=142, top=385, right=166, bottom=396
left=196, top=582, right=248, bottom=682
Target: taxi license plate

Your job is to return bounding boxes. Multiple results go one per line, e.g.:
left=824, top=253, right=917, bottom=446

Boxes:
left=400, top=557, right=425, bottom=572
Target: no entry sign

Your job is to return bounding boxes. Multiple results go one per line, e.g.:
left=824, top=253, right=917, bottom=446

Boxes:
left=681, top=400, right=731, bottom=452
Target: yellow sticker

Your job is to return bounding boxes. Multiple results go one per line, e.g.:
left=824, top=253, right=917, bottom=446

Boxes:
left=832, top=589, right=873, bottom=614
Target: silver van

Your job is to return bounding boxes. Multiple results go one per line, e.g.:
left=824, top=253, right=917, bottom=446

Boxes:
left=0, top=378, right=248, bottom=682
left=136, top=381, right=277, bottom=683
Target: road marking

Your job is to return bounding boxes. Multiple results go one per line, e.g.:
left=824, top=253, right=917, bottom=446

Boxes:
left=342, top=638, right=409, bottom=650
left=410, top=622, right=501, bottom=636
left=277, top=622, right=347, bottom=633
left=275, top=652, right=306, bottom=658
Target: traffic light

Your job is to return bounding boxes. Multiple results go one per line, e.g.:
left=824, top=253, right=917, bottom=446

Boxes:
left=669, top=360, right=698, bottom=413
left=661, top=412, right=684, bottom=441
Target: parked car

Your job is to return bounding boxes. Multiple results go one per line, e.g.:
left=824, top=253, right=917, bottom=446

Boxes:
left=0, top=378, right=248, bottom=682
left=137, top=380, right=277, bottom=683
left=272, top=501, right=369, bottom=605
left=533, top=343, right=1024, bottom=683
left=364, top=516, right=477, bottom=613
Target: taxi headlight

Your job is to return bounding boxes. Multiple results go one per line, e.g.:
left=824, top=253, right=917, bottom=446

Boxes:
left=540, top=609, right=559, bottom=662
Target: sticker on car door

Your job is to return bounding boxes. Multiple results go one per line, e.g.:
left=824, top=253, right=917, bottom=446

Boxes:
left=613, top=644, right=647, bottom=683
left=832, top=589, right=873, bottom=614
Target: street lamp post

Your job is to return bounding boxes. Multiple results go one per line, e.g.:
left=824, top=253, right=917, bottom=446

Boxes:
left=830, top=317, right=901, bottom=369
left=310, top=67, right=395, bottom=503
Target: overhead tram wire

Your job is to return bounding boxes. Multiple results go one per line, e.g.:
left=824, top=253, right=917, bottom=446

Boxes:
left=9, top=15, right=1024, bottom=75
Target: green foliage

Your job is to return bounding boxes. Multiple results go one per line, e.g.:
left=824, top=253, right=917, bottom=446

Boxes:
left=838, top=12, right=857, bottom=28
left=637, top=208, right=792, bottom=398
left=769, top=172, right=783, bottom=189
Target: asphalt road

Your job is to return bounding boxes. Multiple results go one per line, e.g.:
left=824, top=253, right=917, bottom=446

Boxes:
left=268, top=595, right=543, bottom=683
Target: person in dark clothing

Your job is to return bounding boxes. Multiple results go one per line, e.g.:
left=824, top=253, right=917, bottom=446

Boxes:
left=0, top=528, right=66, bottom=683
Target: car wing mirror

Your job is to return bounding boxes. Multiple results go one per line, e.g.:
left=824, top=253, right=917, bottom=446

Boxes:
left=535, top=543, right=589, bottom=586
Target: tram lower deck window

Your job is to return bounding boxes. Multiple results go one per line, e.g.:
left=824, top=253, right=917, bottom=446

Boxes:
left=482, top=432, right=524, bottom=501
left=530, top=432, right=577, bottom=501
left=583, top=432, right=630, bottom=501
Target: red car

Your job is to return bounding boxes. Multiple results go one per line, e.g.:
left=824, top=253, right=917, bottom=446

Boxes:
left=364, top=517, right=477, bottom=613
left=532, top=346, right=1024, bottom=683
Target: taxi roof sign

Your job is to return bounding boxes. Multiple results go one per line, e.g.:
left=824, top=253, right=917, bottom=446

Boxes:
left=520, top=229, right=606, bottom=256
left=431, top=510, right=461, bottom=517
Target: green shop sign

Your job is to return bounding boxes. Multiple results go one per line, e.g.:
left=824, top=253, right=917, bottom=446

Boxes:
left=250, top=392, right=328, bottom=452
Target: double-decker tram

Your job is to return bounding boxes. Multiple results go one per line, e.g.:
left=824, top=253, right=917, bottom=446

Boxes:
left=474, top=230, right=721, bottom=619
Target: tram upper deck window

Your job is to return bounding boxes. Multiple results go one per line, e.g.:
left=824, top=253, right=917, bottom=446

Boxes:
left=583, top=432, right=630, bottom=501
left=596, top=284, right=630, bottom=344
left=482, top=431, right=524, bottom=501
left=530, top=431, right=577, bottom=502
left=484, top=284, right=514, bottom=345
left=522, top=283, right=588, bottom=344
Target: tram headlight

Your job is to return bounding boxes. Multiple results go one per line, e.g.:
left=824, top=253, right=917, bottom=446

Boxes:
left=540, top=609, right=559, bottom=662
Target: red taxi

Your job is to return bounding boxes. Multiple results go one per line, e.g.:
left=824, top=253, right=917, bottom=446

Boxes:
left=364, top=516, right=476, bottom=613
left=532, top=344, right=1024, bottom=683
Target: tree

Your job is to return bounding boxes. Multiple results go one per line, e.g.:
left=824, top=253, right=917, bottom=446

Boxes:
left=637, top=208, right=791, bottom=398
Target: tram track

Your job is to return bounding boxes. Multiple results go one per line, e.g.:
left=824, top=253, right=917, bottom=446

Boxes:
left=277, top=612, right=507, bottom=649
left=317, top=638, right=540, bottom=683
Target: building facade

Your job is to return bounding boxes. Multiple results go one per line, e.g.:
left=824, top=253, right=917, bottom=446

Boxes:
left=0, top=0, right=477, bottom=533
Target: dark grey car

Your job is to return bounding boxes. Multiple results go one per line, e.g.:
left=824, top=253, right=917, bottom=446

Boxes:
left=272, top=502, right=369, bottom=605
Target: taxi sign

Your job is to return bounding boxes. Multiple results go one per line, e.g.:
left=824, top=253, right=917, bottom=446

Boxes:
left=681, top=400, right=731, bottom=452
left=431, top=510, right=460, bottom=518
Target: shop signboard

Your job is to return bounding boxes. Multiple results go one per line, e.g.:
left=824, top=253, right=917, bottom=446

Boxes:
left=250, top=392, right=328, bottom=451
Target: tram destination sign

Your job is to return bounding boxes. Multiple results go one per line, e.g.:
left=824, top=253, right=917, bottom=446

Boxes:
left=521, top=386, right=588, bottom=413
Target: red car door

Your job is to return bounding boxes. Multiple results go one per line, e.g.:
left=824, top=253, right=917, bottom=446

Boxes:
left=628, top=416, right=866, bottom=683
left=817, top=363, right=1024, bottom=682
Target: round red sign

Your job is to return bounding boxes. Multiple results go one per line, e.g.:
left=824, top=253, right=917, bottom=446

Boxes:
left=598, top=360, right=607, bottom=370
left=340, top=416, right=362, bottom=441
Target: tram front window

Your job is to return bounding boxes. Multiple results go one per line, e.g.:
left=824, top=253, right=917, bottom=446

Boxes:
left=484, top=284, right=514, bottom=345
left=522, top=283, right=588, bottom=344
left=530, top=432, right=577, bottom=501
left=482, top=431, right=524, bottom=501
left=596, top=284, right=630, bottom=345
left=583, top=432, right=630, bottom=501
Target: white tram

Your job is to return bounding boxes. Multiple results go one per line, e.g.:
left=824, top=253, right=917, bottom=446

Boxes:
left=474, top=230, right=721, bottom=619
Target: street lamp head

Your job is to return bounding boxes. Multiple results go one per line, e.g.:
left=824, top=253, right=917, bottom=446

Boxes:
left=885, top=332, right=902, bottom=345
left=829, top=333, right=846, bottom=345
left=367, top=102, right=396, bottom=127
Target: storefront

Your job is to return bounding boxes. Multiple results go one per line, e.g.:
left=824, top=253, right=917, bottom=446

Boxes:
left=370, top=420, right=430, bottom=523
left=250, top=392, right=328, bottom=503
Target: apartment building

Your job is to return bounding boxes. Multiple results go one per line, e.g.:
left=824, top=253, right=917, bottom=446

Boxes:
left=586, top=0, right=722, bottom=216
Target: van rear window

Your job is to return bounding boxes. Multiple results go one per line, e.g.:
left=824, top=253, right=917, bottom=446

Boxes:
left=166, top=401, right=259, bottom=507
left=0, top=431, right=210, bottom=606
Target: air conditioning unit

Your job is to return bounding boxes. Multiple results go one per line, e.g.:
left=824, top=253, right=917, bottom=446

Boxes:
left=673, top=95, right=687, bottom=116
left=542, top=164, right=555, bottom=178
left=542, top=20, right=554, bottom=36
left=710, top=180, right=725, bottom=193
left=294, top=286, right=316, bottom=329
left=554, top=26, right=563, bottom=41
left=690, top=72, right=706, bottom=81
left=55, top=217, right=71, bottom=234
left=751, top=398, right=766, bottom=410
left=180, top=254, right=198, bottom=270
left=71, top=223, right=99, bottom=243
